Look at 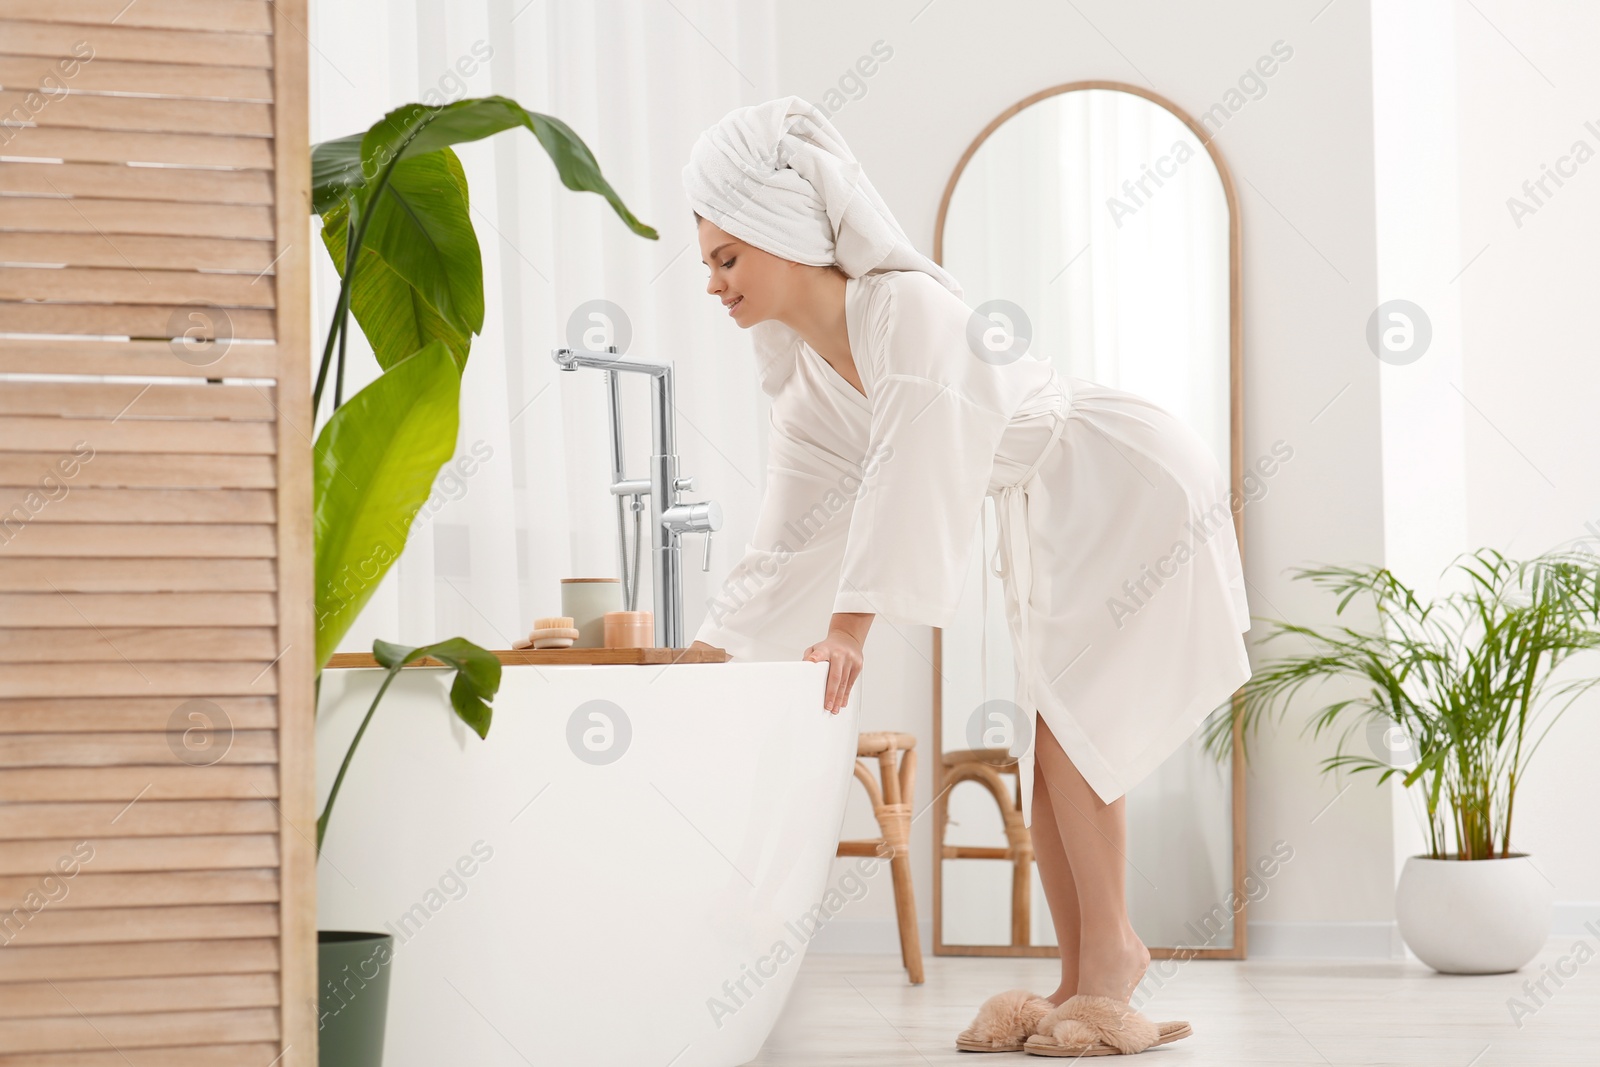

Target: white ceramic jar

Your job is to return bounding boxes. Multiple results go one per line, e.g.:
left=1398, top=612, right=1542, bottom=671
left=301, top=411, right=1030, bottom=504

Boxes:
left=560, top=577, right=622, bottom=649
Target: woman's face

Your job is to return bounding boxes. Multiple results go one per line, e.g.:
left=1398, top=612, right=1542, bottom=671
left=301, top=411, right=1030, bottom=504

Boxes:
left=698, top=217, right=788, bottom=328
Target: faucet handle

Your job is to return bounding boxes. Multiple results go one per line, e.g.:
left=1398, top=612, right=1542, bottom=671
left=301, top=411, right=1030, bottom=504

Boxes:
left=662, top=499, right=722, bottom=536
left=701, top=530, right=714, bottom=572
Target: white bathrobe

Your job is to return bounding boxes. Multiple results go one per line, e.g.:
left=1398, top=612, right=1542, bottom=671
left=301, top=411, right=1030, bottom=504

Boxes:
left=693, top=269, right=1252, bottom=826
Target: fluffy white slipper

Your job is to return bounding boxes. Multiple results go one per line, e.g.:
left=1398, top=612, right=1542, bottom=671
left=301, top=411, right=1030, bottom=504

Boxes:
left=955, top=988, right=1056, bottom=1053
left=1023, top=993, right=1192, bottom=1056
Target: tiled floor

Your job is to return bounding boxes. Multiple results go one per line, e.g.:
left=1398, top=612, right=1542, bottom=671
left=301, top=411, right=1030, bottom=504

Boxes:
left=747, top=939, right=1596, bottom=1065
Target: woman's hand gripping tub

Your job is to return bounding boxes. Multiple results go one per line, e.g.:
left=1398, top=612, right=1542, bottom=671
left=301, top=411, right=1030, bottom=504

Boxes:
left=689, top=610, right=872, bottom=715
left=802, top=612, right=872, bottom=715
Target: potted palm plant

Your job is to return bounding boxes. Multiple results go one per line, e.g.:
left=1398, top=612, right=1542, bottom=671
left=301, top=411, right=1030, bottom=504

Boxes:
left=1203, top=547, right=1600, bottom=973
left=307, top=96, right=656, bottom=1064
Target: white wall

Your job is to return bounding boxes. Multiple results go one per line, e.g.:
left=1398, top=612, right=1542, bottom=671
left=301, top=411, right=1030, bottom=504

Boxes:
left=770, top=0, right=1600, bottom=957
left=1455, top=3, right=1600, bottom=929
left=758, top=0, right=1600, bottom=958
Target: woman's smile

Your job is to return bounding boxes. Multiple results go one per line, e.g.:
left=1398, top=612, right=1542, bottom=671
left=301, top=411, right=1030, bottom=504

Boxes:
left=725, top=295, right=744, bottom=315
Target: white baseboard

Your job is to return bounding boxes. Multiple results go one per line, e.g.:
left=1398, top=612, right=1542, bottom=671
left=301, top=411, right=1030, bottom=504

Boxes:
left=805, top=918, right=1406, bottom=959
left=804, top=907, right=1600, bottom=960
left=1244, top=920, right=1404, bottom=958
left=805, top=917, right=934, bottom=955
left=806, top=918, right=1404, bottom=959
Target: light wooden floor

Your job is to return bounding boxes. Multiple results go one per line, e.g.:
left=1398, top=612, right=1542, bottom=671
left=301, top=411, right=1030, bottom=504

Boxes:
left=747, top=938, right=1596, bottom=1065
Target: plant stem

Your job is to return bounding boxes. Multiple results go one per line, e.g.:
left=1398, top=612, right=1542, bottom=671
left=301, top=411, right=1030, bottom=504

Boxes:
left=333, top=312, right=349, bottom=409
left=1502, top=626, right=1541, bottom=856
left=333, top=211, right=356, bottom=410
left=312, top=270, right=349, bottom=417
left=1433, top=783, right=1446, bottom=857
left=316, top=667, right=399, bottom=855
left=312, top=163, right=390, bottom=415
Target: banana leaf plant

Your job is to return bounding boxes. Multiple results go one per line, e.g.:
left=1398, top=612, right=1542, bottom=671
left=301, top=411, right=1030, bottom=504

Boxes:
left=306, top=96, right=656, bottom=850
left=308, top=94, right=657, bottom=669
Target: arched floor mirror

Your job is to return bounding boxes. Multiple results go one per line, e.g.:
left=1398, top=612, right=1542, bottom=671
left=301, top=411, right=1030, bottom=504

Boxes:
left=930, top=81, right=1248, bottom=961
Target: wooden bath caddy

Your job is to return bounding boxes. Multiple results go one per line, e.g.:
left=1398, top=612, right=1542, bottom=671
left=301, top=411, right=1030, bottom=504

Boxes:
left=324, top=646, right=730, bottom=669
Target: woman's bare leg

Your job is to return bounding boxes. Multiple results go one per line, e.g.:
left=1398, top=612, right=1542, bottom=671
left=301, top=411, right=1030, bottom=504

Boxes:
left=1032, top=714, right=1150, bottom=1002
left=1027, top=758, right=1082, bottom=1004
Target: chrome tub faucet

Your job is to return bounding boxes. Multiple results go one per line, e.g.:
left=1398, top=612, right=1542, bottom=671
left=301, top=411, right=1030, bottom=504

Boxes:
left=551, top=345, right=722, bottom=649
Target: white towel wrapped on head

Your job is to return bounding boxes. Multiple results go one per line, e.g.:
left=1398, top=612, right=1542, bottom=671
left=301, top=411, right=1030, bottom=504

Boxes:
left=681, top=95, right=961, bottom=394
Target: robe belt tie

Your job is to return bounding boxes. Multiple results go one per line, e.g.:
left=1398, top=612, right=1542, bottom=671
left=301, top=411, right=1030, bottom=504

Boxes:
left=982, top=385, right=1070, bottom=747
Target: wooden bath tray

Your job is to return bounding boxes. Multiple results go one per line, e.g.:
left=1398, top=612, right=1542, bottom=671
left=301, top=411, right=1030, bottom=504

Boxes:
left=324, top=646, right=730, bottom=669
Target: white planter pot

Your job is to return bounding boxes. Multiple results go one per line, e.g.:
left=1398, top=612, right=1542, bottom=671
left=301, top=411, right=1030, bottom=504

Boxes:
left=1394, top=853, right=1553, bottom=974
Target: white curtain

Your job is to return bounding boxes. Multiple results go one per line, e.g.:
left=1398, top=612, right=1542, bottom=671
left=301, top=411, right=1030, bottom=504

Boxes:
left=307, top=0, right=780, bottom=656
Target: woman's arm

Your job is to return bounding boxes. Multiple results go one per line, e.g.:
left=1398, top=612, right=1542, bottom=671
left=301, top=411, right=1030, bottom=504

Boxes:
left=692, top=611, right=870, bottom=715
left=687, top=404, right=866, bottom=662
left=824, top=611, right=872, bottom=648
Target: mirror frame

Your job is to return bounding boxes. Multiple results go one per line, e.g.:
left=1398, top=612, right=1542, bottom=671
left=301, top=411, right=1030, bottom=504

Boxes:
left=930, top=80, right=1248, bottom=961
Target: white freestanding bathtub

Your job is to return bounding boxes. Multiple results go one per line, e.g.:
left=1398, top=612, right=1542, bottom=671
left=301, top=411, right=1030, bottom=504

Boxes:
left=315, top=660, right=859, bottom=1067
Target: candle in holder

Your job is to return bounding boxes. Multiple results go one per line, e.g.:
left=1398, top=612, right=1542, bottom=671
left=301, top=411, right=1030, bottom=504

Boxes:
left=560, top=578, right=622, bottom=648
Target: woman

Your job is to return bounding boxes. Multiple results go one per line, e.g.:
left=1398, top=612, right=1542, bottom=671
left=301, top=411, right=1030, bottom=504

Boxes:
left=682, top=96, right=1250, bottom=1057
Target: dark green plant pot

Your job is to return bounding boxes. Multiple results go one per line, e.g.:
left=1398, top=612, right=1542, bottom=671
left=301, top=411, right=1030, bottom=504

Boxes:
left=318, top=930, right=394, bottom=1067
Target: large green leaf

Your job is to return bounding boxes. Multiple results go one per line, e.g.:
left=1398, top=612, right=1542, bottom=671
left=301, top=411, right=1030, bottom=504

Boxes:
left=315, top=145, right=484, bottom=343
left=311, top=132, right=365, bottom=215
left=372, top=637, right=502, bottom=739
left=313, top=342, right=461, bottom=668
left=321, top=195, right=471, bottom=371
left=360, top=146, right=484, bottom=337
left=357, top=96, right=658, bottom=241
left=317, top=634, right=502, bottom=853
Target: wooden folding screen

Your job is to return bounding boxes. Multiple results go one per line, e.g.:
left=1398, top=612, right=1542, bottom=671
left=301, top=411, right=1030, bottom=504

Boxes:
left=0, top=2, right=314, bottom=1063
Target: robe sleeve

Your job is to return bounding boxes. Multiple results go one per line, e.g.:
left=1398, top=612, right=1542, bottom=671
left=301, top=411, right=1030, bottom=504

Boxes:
left=830, top=276, right=1012, bottom=628
left=691, top=402, right=864, bottom=662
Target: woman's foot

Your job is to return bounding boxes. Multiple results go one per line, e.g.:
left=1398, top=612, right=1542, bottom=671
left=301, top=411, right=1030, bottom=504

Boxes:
left=1075, top=927, right=1150, bottom=1003
left=1043, top=977, right=1076, bottom=1006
